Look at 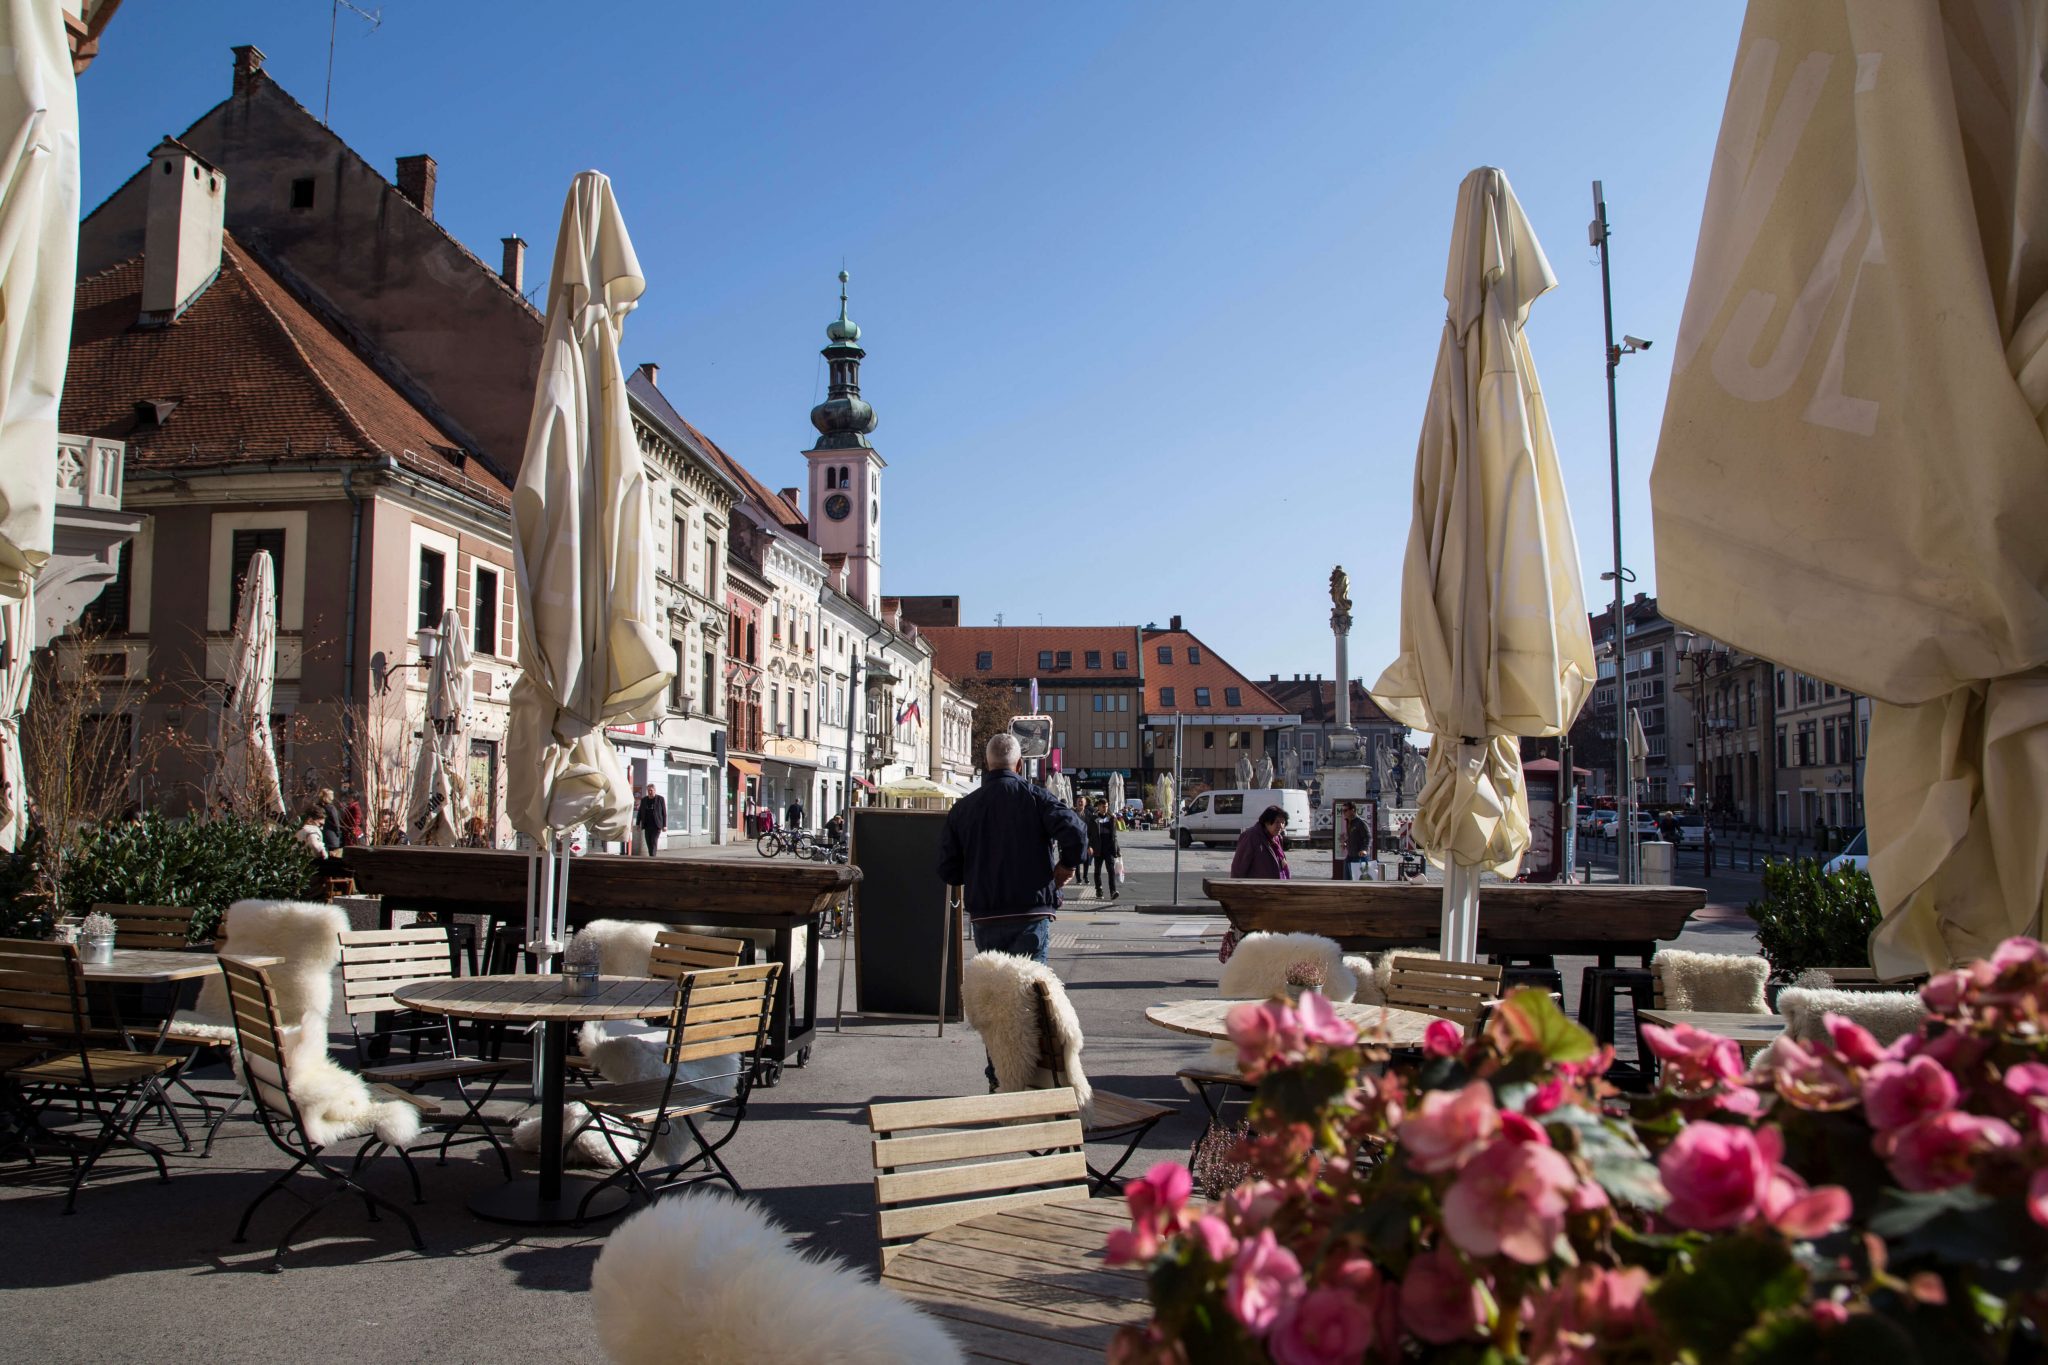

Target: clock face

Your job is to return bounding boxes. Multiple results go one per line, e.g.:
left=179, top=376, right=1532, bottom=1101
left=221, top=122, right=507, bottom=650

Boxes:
left=824, top=492, right=852, bottom=522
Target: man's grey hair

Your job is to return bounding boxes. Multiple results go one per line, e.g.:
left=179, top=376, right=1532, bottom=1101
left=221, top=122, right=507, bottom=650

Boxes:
left=985, top=733, right=1021, bottom=770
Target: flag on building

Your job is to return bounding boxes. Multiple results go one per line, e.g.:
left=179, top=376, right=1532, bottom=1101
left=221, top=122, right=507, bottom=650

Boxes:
left=896, top=697, right=922, bottom=726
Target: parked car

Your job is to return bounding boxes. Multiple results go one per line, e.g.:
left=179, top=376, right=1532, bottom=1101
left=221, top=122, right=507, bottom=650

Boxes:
left=1579, top=809, right=1618, bottom=838
left=1824, top=828, right=1868, bottom=874
left=1178, top=788, right=1313, bottom=849
left=1669, top=814, right=1707, bottom=847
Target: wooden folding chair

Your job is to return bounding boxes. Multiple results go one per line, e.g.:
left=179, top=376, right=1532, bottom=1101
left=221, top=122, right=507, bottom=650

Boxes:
left=649, top=929, right=749, bottom=981
left=218, top=956, right=427, bottom=1271
left=1030, top=979, right=1171, bottom=1193
left=867, top=1088, right=1092, bottom=1268
left=98, top=904, right=196, bottom=950
left=336, top=928, right=517, bottom=1178
left=1384, top=956, right=1505, bottom=1031
left=0, top=938, right=181, bottom=1212
left=570, top=962, right=781, bottom=1220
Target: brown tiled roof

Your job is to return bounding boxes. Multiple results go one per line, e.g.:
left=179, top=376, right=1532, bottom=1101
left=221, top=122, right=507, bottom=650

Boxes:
left=1260, top=677, right=1394, bottom=726
left=63, top=236, right=509, bottom=507
left=1139, top=628, right=1289, bottom=716
left=921, top=626, right=1143, bottom=683
left=1588, top=593, right=1665, bottom=637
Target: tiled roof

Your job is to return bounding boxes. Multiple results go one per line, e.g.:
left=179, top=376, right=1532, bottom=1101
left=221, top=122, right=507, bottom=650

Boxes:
left=1139, top=628, right=1289, bottom=716
left=627, top=373, right=807, bottom=534
left=920, top=626, right=1143, bottom=683
left=1260, top=677, right=1394, bottom=726
left=63, top=236, right=509, bottom=507
left=1588, top=593, right=1666, bottom=637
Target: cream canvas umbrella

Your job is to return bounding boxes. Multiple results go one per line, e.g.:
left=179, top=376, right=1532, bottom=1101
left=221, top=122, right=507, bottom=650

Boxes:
left=1369, top=167, right=1595, bottom=963
left=1107, top=771, right=1124, bottom=811
left=1652, top=0, right=2048, bottom=974
left=0, top=2, right=77, bottom=601
left=508, top=170, right=670, bottom=964
left=0, top=584, right=33, bottom=850
left=1235, top=752, right=1255, bottom=787
left=210, top=550, right=284, bottom=822
left=406, top=607, right=470, bottom=848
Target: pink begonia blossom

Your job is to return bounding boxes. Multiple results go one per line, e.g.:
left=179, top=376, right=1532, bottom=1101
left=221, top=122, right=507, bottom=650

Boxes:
left=1268, top=1286, right=1376, bottom=1365
left=2003, top=1062, right=2048, bottom=1100
left=1225, top=1000, right=1294, bottom=1075
left=1398, top=1244, right=1488, bottom=1344
left=1106, top=1163, right=1192, bottom=1265
left=1528, top=1265, right=1655, bottom=1365
left=1920, top=970, right=1973, bottom=1014
left=1823, top=1014, right=1885, bottom=1067
left=1443, top=1137, right=1577, bottom=1263
left=2028, top=1168, right=2048, bottom=1229
left=1658, top=1121, right=1773, bottom=1230
left=1991, top=937, right=2048, bottom=971
left=1641, top=1021, right=1743, bottom=1089
left=1223, top=1179, right=1284, bottom=1228
left=1758, top=1142, right=1852, bottom=1240
left=1771, top=1037, right=1859, bottom=1111
left=1879, top=1110, right=2020, bottom=1192
left=1810, top=1299, right=1849, bottom=1329
left=1424, top=1018, right=1464, bottom=1057
left=1295, top=990, right=1358, bottom=1047
left=1862, top=1055, right=1959, bottom=1132
left=1499, top=1110, right=1551, bottom=1146
left=1526, top=1078, right=1567, bottom=1116
left=1187, top=1214, right=1237, bottom=1264
left=1714, top=1084, right=1768, bottom=1118
left=1569, top=1178, right=1610, bottom=1214
left=1401, top=1082, right=1500, bottom=1174
left=1225, top=1229, right=1305, bottom=1335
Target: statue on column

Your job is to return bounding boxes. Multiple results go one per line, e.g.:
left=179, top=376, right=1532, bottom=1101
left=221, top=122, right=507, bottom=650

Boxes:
left=1329, top=565, right=1353, bottom=633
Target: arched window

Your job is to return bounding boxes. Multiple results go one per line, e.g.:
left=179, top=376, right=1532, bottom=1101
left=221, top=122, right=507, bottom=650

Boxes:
left=825, top=468, right=838, bottom=490
left=838, top=465, right=850, bottom=486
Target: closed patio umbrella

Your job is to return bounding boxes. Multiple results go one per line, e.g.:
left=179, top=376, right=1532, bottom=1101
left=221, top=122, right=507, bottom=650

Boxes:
left=508, top=171, right=670, bottom=963
left=406, top=607, right=470, bottom=848
left=1370, top=167, right=1595, bottom=962
left=210, top=550, right=284, bottom=822
left=0, top=2, right=77, bottom=601
left=1107, top=771, right=1124, bottom=811
left=0, top=584, right=33, bottom=850
left=1651, top=0, right=2048, bottom=974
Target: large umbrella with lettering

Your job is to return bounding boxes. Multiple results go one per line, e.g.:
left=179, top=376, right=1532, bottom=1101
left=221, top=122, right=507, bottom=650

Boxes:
left=210, top=550, right=284, bottom=821
left=0, top=585, right=33, bottom=850
left=406, top=607, right=470, bottom=848
left=507, top=171, right=670, bottom=965
left=1370, top=167, right=1595, bottom=962
left=1652, top=0, right=2048, bottom=974
left=0, top=1, right=77, bottom=601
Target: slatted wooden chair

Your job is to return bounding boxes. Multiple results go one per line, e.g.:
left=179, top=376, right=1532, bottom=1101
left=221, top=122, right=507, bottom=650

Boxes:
left=569, top=961, right=781, bottom=1221
left=92, top=902, right=247, bottom=1149
left=1030, top=979, right=1172, bottom=1193
left=0, top=937, right=181, bottom=1211
left=867, top=1088, right=1092, bottom=1268
left=563, top=929, right=751, bottom=1086
left=218, top=956, right=425, bottom=1271
left=1384, top=956, right=1505, bottom=1032
left=336, top=928, right=517, bottom=1178
left=98, top=904, right=197, bottom=950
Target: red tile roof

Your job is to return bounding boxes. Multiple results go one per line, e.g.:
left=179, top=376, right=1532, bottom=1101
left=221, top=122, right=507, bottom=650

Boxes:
left=626, top=369, right=804, bottom=533
left=63, top=236, right=509, bottom=507
left=1139, top=628, right=1289, bottom=716
left=920, top=626, right=1144, bottom=683
left=1260, top=676, right=1394, bottom=726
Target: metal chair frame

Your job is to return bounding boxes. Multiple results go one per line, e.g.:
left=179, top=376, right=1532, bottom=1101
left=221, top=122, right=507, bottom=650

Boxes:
left=1030, top=978, right=1171, bottom=1192
left=98, top=904, right=243, bottom=1155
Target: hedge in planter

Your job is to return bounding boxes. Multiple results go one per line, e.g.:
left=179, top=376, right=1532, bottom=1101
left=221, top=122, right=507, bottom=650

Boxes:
left=1749, top=856, right=1881, bottom=980
left=59, top=813, right=320, bottom=942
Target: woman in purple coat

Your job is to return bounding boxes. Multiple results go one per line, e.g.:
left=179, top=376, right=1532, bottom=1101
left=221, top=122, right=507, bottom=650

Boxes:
left=1229, top=806, right=1292, bottom=879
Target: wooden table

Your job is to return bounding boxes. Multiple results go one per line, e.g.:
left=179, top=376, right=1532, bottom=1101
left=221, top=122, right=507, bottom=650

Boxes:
left=78, top=948, right=252, bottom=983
left=394, top=974, right=674, bottom=1226
left=1146, top=998, right=1442, bottom=1048
left=346, top=846, right=854, bottom=1078
left=1636, top=1008, right=1786, bottom=1056
left=881, top=1197, right=1149, bottom=1362
left=1203, top=878, right=1704, bottom=964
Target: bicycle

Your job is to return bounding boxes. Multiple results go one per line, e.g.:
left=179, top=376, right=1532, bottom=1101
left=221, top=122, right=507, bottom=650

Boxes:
left=755, top=826, right=813, bottom=859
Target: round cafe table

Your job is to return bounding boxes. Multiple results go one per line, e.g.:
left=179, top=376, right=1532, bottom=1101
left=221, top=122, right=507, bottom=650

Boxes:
left=394, top=974, right=675, bottom=1226
left=1144, top=998, right=1443, bottom=1049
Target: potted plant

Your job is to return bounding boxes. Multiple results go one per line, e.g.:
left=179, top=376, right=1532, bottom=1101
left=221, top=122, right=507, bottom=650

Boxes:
left=1748, top=856, right=1883, bottom=1000
left=77, top=909, right=116, bottom=965
left=1281, top=960, right=1325, bottom=1003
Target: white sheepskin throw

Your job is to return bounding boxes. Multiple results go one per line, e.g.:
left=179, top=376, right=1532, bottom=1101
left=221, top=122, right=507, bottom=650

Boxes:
left=1652, top=949, right=1770, bottom=1014
left=1778, top=987, right=1925, bottom=1046
left=178, top=899, right=351, bottom=1042
left=1219, top=933, right=1359, bottom=1003
left=1366, top=948, right=1439, bottom=1005
left=236, top=1027, right=421, bottom=1149
left=961, top=952, right=1092, bottom=1119
left=577, top=920, right=663, bottom=977
left=513, top=1102, right=627, bottom=1169
left=1345, top=956, right=1380, bottom=1004
left=593, top=1193, right=964, bottom=1365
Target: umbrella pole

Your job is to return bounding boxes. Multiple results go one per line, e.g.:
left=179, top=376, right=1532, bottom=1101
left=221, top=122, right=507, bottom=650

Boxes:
left=1442, top=860, right=1481, bottom=964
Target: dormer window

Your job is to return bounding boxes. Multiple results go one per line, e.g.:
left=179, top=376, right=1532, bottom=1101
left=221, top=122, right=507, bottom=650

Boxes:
left=290, top=177, right=315, bottom=210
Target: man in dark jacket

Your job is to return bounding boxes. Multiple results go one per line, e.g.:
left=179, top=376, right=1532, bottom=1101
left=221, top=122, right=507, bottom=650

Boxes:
left=635, top=784, right=667, bottom=857
left=1091, top=800, right=1120, bottom=900
left=936, top=733, right=1087, bottom=967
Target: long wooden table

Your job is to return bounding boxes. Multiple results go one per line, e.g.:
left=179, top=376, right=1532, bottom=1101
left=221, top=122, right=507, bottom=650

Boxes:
left=881, top=1197, right=1149, bottom=1362
left=344, top=847, right=856, bottom=1079
left=1637, top=1008, right=1786, bottom=1058
left=1203, top=879, right=1704, bottom=965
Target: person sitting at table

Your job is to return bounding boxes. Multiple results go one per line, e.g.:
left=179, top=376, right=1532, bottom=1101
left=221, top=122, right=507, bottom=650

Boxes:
left=1230, top=806, right=1291, bottom=879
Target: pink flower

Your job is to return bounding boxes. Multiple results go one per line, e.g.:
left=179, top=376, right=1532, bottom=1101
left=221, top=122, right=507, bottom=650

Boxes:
left=1223, top=1179, right=1284, bottom=1228
left=1528, top=1265, right=1655, bottom=1364
left=1569, top=1178, right=1610, bottom=1213
left=1525, top=1079, right=1567, bottom=1116
left=2028, top=1168, right=2048, bottom=1229
left=1424, top=1018, right=1464, bottom=1057
left=1225, top=1229, right=1305, bottom=1335
left=1921, top=970, right=1972, bottom=1014
left=1105, top=1163, right=1192, bottom=1265
left=1269, top=1286, right=1376, bottom=1365
left=1442, top=1137, right=1577, bottom=1263
left=1714, top=1084, right=1768, bottom=1118
left=1295, top=990, right=1359, bottom=1048
left=1399, top=1244, right=1488, bottom=1344
left=1761, top=1161, right=1852, bottom=1239
left=1862, top=1056, right=1959, bottom=1132
left=1401, top=1082, right=1500, bottom=1174
left=1823, top=1014, right=1885, bottom=1067
left=1642, top=1021, right=1743, bottom=1090
left=1658, top=1121, right=1773, bottom=1230
left=1879, top=1110, right=2020, bottom=1192
left=1771, top=1037, right=1859, bottom=1111
left=1499, top=1110, right=1551, bottom=1145
left=1991, top=936, right=2048, bottom=971
left=1187, top=1214, right=1237, bottom=1264
left=2003, top=1062, right=2048, bottom=1100
left=1810, top=1299, right=1849, bottom=1330
left=1225, top=1000, right=1288, bottom=1076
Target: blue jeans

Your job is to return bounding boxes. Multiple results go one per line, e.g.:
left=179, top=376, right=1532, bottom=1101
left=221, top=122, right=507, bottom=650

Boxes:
left=970, top=916, right=1053, bottom=1087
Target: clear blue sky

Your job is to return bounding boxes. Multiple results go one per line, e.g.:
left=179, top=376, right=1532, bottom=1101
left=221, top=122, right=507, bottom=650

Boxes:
left=79, top=2, right=1744, bottom=685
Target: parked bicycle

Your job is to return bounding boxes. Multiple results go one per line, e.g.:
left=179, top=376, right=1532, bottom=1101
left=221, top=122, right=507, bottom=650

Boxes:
left=756, top=826, right=814, bottom=859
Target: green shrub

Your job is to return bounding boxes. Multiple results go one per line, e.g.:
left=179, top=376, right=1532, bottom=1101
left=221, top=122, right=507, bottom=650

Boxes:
left=0, top=823, right=54, bottom=938
left=57, top=813, right=320, bottom=942
left=1747, top=856, right=1881, bottom=978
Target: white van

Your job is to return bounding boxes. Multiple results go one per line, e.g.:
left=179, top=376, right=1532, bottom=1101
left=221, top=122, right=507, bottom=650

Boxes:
left=1176, top=788, right=1313, bottom=849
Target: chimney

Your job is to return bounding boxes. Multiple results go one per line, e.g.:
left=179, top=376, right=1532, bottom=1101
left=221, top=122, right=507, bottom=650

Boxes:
left=231, top=45, right=266, bottom=96
left=140, top=140, right=226, bottom=324
left=778, top=487, right=800, bottom=505
left=1169, top=615, right=1182, bottom=631
left=634, top=361, right=659, bottom=387
left=500, top=235, right=526, bottom=293
left=395, top=154, right=436, bottom=219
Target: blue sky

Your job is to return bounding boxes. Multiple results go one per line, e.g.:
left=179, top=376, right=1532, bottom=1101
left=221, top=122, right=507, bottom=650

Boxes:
left=79, top=2, right=1745, bottom=684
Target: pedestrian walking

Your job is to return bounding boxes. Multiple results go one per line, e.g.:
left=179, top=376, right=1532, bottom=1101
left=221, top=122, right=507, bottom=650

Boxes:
left=1340, top=800, right=1373, bottom=880
left=317, top=787, right=344, bottom=857
left=634, top=783, right=667, bottom=856
left=1229, top=805, right=1292, bottom=879
left=1079, top=802, right=1098, bottom=882
left=786, top=798, right=805, bottom=832
left=1091, top=799, right=1121, bottom=901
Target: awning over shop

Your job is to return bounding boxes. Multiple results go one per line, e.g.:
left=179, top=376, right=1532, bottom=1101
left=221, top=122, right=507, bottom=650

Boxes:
left=727, top=757, right=762, bottom=779
left=852, top=775, right=877, bottom=792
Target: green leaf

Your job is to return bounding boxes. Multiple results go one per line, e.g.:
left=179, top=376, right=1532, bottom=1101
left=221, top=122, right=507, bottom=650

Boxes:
left=1491, top=986, right=1597, bottom=1063
left=1651, top=1235, right=1806, bottom=1361
left=1548, top=1102, right=1670, bottom=1212
left=1867, top=1187, right=2048, bottom=1267
left=1732, top=1308, right=1924, bottom=1365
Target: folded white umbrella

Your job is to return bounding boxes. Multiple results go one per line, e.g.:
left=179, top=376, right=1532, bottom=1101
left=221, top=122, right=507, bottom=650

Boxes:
left=0, top=583, right=33, bottom=850
left=1370, top=167, right=1595, bottom=962
left=508, top=171, right=671, bottom=961
left=406, top=606, right=471, bottom=848
left=0, top=1, right=76, bottom=602
left=210, top=550, right=284, bottom=821
left=1652, top=0, right=2048, bottom=973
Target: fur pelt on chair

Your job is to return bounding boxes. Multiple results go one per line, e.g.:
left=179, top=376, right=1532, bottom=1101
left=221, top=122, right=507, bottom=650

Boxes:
left=1218, top=933, right=1359, bottom=1003
left=178, top=899, right=352, bottom=1042
left=572, top=919, right=807, bottom=979
left=1344, top=956, right=1379, bottom=1004
left=592, top=1192, right=964, bottom=1365
left=961, top=952, right=1092, bottom=1119
left=1354, top=948, right=1439, bottom=1005
left=233, top=1026, right=421, bottom=1148
left=1750, top=987, right=1927, bottom=1073
left=1651, top=949, right=1770, bottom=1014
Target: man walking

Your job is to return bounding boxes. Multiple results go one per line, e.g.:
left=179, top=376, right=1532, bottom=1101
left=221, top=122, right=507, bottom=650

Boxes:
left=635, top=783, right=667, bottom=857
left=786, top=797, right=805, bottom=832
left=1091, top=799, right=1120, bottom=901
left=937, top=733, right=1087, bottom=968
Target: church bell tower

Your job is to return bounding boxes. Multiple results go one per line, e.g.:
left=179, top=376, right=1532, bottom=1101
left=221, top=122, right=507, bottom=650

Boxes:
left=805, top=270, right=886, bottom=615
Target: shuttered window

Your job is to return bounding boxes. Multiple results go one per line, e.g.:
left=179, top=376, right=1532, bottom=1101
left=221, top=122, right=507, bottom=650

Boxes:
left=230, top=529, right=286, bottom=622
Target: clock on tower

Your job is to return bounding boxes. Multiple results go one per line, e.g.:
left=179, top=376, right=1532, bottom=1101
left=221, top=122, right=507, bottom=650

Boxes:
left=805, top=271, right=886, bottom=612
